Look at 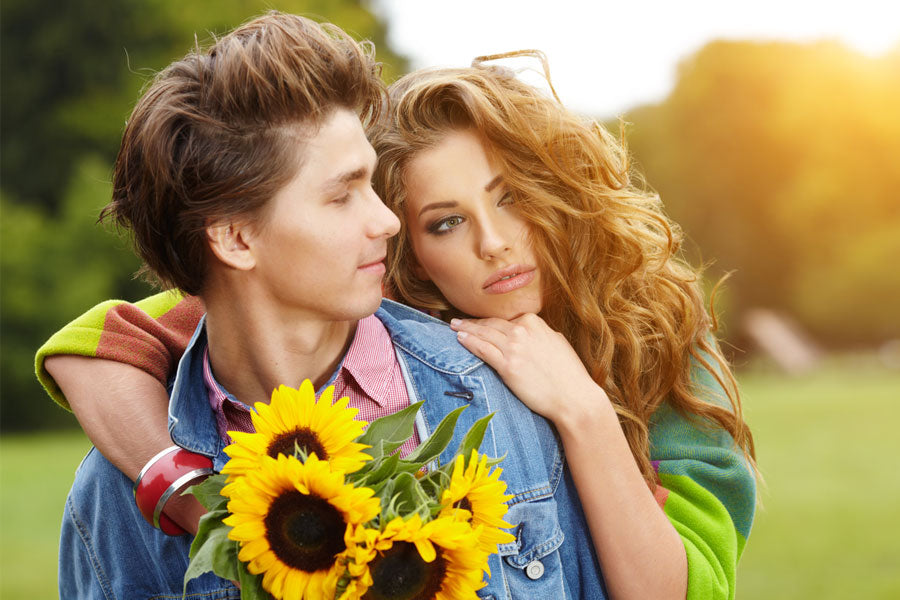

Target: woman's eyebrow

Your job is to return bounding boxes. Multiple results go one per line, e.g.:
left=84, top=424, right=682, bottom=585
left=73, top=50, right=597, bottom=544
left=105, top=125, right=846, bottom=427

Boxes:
left=417, top=200, right=457, bottom=218
left=484, top=174, right=503, bottom=192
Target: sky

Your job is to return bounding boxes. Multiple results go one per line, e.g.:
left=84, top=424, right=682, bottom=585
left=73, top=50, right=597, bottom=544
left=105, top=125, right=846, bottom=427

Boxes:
left=373, top=0, right=900, bottom=117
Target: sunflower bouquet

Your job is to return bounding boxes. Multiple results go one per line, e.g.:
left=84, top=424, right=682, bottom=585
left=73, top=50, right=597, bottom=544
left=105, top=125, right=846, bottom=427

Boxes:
left=183, top=380, right=514, bottom=600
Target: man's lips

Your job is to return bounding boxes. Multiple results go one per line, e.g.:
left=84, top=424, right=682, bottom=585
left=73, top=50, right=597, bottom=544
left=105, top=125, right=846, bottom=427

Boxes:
left=359, top=256, right=387, bottom=273
left=482, top=264, right=536, bottom=294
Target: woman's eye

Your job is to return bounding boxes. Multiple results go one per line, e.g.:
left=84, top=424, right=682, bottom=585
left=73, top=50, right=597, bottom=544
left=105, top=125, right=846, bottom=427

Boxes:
left=331, top=193, right=351, bottom=205
left=428, top=215, right=464, bottom=233
left=498, top=191, right=514, bottom=206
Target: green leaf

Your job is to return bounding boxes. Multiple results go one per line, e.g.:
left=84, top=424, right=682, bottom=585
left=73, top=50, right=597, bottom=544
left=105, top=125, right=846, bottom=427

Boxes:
left=374, top=437, right=407, bottom=461
left=184, top=520, right=238, bottom=595
left=354, top=453, right=400, bottom=488
left=357, top=401, right=423, bottom=459
left=376, top=478, right=396, bottom=520
left=333, top=569, right=353, bottom=600
left=390, top=472, right=436, bottom=521
left=183, top=473, right=228, bottom=512
left=236, top=555, right=269, bottom=600
left=417, top=465, right=453, bottom=499
left=401, top=406, right=467, bottom=465
left=189, top=509, right=230, bottom=559
left=454, top=412, right=495, bottom=463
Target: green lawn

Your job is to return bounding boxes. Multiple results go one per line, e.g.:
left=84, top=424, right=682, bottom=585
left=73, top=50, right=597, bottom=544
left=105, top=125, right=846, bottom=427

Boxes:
left=736, top=363, right=900, bottom=599
left=1, top=364, right=899, bottom=599
left=0, top=429, right=91, bottom=599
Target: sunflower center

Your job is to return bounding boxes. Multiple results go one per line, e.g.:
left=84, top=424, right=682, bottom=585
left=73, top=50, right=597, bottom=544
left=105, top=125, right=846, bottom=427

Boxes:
left=264, top=490, right=346, bottom=572
left=363, top=541, right=447, bottom=600
left=267, top=427, right=328, bottom=461
left=456, top=497, right=472, bottom=512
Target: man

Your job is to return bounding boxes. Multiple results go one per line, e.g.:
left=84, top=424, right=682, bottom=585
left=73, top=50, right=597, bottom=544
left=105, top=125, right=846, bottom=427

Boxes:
left=42, top=12, right=605, bottom=599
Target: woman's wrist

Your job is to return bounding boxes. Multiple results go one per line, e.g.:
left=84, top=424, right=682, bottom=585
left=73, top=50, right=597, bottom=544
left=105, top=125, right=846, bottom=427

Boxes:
left=164, top=488, right=209, bottom=536
left=133, top=446, right=214, bottom=535
left=552, top=383, right=616, bottom=437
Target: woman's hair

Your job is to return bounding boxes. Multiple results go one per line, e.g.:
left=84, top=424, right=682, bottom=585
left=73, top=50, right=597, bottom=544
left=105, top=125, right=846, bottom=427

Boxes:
left=371, top=52, right=755, bottom=485
left=103, top=12, right=385, bottom=295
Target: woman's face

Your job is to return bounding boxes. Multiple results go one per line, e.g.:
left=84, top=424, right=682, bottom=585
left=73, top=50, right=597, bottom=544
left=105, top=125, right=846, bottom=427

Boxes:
left=403, top=129, right=543, bottom=319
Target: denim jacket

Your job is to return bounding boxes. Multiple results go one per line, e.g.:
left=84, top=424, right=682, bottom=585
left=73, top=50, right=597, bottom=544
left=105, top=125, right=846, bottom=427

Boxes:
left=60, top=299, right=607, bottom=599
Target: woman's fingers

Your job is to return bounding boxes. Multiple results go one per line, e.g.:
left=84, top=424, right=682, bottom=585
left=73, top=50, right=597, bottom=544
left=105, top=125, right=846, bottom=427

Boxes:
left=455, top=326, right=506, bottom=368
left=450, top=317, right=514, bottom=348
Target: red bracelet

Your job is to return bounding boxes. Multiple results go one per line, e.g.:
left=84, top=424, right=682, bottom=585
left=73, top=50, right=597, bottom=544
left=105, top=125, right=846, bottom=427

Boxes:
left=133, top=446, right=214, bottom=536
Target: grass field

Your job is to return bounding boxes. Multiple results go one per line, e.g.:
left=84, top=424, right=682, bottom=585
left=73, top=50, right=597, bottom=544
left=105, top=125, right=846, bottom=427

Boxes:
left=1, top=364, right=898, bottom=599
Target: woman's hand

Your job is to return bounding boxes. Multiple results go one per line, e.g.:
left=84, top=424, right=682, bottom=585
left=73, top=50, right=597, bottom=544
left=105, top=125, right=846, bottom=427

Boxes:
left=450, top=313, right=607, bottom=421
left=454, top=314, right=688, bottom=600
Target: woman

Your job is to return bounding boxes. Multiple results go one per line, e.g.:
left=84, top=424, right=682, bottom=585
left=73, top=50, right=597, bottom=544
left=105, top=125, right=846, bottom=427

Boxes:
left=370, top=54, right=756, bottom=600
left=38, top=54, right=755, bottom=600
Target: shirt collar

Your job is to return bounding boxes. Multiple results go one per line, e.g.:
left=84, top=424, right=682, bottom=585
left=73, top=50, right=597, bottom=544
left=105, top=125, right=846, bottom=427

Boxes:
left=338, top=313, right=395, bottom=406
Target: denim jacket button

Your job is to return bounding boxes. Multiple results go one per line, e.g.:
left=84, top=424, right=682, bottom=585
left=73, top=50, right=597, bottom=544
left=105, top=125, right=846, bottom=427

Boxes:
left=525, top=559, right=545, bottom=580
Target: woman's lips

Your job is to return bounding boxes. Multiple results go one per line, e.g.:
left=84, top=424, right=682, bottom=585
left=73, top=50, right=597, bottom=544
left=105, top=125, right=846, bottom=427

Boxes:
left=482, top=265, right=536, bottom=294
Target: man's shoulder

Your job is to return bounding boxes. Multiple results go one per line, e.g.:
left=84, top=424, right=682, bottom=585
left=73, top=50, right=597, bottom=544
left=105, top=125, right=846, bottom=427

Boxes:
left=375, top=299, right=481, bottom=372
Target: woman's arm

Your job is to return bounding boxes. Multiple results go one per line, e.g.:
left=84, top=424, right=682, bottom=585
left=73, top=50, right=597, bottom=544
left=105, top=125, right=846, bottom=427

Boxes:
left=452, top=313, right=688, bottom=600
left=35, top=291, right=206, bottom=533
left=45, top=356, right=207, bottom=533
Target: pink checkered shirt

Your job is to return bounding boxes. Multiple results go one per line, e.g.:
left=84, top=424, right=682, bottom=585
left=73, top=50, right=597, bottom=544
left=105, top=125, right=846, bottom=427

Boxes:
left=202, top=314, right=420, bottom=457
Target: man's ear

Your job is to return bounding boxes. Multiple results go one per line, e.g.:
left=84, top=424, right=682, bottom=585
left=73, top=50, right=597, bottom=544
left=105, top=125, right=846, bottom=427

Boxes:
left=206, top=220, right=256, bottom=271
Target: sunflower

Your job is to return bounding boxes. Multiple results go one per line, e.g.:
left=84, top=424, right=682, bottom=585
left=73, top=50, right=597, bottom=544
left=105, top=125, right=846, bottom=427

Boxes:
left=343, top=515, right=489, bottom=600
left=439, top=450, right=515, bottom=555
left=223, top=453, right=381, bottom=600
left=223, top=380, right=371, bottom=478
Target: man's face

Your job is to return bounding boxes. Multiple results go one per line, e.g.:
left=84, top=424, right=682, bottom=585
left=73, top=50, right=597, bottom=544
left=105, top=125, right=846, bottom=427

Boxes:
left=248, top=108, right=400, bottom=322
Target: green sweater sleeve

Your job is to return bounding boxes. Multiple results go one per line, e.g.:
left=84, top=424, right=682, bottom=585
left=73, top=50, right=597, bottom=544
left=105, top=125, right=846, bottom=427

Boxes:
left=34, top=291, right=204, bottom=409
left=649, top=359, right=756, bottom=600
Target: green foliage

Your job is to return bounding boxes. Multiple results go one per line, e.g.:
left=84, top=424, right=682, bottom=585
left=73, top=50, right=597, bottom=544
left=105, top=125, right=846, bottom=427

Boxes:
left=0, top=0, right=408, bottom=431
left=182, top=403, right=496, bottom=597
left=0, top=156, right=153, bottom=430
left=357, top=401, right=423, bottom=460
left=624, top=41, right=900, bottom=345
left=186, top=473, right=230, bottom=512
left=0, top=0, right=407, bottom=211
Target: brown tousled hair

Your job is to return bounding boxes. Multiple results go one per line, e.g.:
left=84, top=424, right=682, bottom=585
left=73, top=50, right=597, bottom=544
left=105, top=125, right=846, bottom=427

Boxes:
left=103, top=12, right=385, bottom=295
left=371, top=52, right=755, bottom=485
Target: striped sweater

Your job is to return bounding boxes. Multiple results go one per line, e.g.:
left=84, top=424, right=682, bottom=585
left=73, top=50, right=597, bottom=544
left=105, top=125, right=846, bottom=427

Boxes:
left=35, top=291, right=755, bottom=599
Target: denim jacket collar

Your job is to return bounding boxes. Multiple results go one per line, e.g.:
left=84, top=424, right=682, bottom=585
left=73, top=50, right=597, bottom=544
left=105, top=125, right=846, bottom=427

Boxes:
left=165, top=301, right=484, bottom=467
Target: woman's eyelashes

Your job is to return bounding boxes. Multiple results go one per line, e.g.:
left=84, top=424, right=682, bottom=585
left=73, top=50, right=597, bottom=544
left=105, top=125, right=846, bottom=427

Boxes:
left=424, top=192, right=514, bottom=235
left=426, top=214, right=464, bottom=234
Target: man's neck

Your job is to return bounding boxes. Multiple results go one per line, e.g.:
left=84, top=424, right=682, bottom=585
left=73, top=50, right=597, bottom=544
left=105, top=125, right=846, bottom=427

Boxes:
left=203, top=295, right=357, bottom=407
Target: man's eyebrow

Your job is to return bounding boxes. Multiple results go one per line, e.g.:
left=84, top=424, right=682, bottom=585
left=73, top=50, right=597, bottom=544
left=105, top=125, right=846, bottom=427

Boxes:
left=485, top=175, right=503, bottom=192
left=322, top=166, right=368, bottom=191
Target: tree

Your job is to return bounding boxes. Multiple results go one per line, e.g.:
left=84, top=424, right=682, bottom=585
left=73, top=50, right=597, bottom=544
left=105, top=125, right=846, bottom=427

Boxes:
left=1, top=1, right=409, bottom=430
left=624, top=40, right=900, bottom=346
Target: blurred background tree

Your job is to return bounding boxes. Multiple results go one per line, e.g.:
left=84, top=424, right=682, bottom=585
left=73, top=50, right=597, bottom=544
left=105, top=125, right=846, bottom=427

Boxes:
left=2, top=3, right=898, bottom=431
left=0, top=0, right=408, bottom=431
left=624, top=40, right=900, bottom=348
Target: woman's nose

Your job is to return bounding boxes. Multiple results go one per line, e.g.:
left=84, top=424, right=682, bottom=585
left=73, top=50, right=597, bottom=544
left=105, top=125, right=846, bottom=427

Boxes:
left=477, top=220, right=512, bottom=259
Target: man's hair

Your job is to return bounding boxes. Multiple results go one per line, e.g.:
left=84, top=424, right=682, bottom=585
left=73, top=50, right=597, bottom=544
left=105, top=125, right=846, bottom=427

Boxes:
left=103, top=12, right=385, bottom=295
